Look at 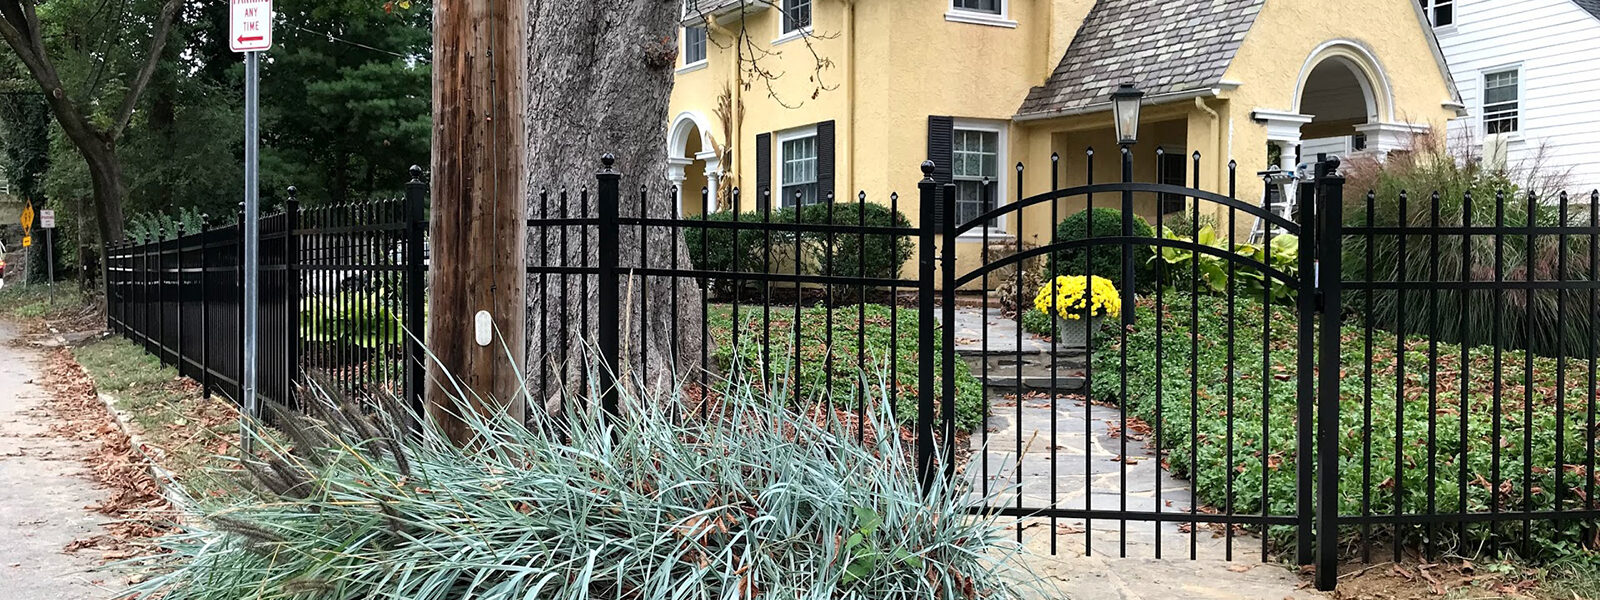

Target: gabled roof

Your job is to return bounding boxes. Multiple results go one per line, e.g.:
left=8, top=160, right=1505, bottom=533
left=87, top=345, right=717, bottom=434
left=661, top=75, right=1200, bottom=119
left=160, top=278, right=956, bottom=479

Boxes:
left=1574, top=0, right=1600, bottom=21
left=1017, top=0, right=1265, bottom=119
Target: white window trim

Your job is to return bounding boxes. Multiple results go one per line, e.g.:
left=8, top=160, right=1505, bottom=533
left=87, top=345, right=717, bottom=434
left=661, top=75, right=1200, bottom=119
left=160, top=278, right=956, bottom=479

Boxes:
left=1479, top=63, right=1523, bottom=140
left=680, top=25, right=709, bottom=72
left=945, top=0, right=1016, bottom=28
left=952, top=118, right=1009, bottom=238
left=776, top=125, right=819, bottom=208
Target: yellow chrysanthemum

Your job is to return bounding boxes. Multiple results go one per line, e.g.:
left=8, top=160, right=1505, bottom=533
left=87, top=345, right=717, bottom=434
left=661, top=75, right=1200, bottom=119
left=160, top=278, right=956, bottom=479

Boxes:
left=1033, top=275, right=1122, bottom=320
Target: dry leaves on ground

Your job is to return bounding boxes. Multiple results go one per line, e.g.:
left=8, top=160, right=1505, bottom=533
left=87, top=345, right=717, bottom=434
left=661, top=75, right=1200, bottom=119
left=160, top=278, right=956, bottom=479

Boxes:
left=39, top=347, right=177, bottom=558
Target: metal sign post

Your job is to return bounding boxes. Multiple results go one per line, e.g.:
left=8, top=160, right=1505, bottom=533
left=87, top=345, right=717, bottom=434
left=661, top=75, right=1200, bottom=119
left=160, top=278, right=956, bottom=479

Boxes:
left=40, top=209, right=54, bottom=304
left=231, top=0, right=272, bottom=454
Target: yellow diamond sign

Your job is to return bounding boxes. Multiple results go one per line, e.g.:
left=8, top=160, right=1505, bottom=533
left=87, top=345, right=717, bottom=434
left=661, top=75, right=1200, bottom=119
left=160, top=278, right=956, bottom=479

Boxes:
left=20, top=202, right=33, bottom=230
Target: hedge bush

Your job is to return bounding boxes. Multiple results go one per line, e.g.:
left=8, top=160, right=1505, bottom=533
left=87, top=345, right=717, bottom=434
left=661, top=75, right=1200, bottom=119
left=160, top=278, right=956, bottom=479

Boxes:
left=1091, top=293, right=1598, bottom=557
left=1051, top=207, right=1157, bottom=293
left=685, top=204, right=914, bottom=300
left=707, top=303, right=985, bottom=432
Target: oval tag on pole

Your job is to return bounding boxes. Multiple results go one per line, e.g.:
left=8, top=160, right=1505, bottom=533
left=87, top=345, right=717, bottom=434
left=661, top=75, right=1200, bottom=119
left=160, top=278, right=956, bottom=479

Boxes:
left=475, top=310, right=493, bottom=347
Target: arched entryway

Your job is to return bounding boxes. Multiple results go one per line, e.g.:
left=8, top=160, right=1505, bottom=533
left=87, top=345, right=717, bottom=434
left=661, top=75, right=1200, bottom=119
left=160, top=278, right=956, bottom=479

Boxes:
left=667, top=112, right=721, bottom=217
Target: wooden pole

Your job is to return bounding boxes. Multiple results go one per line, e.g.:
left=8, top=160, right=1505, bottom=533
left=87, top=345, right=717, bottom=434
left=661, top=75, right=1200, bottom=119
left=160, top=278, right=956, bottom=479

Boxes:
left=427, top=0, right=527, bottom=443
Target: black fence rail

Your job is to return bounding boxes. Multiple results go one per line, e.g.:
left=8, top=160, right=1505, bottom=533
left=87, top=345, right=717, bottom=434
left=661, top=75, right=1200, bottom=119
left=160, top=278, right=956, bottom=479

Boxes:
left=106, top=173, right=431, bottom=416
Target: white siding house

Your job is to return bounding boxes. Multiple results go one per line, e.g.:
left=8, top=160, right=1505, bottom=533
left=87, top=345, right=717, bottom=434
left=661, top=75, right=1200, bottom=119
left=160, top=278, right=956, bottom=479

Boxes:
left=1431, top=0, right=1600, bottom=194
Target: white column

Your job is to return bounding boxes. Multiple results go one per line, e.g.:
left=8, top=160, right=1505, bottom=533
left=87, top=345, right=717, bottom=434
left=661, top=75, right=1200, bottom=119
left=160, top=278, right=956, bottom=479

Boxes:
left=705, top=170, right=721, bottom=213
left=1252, top=109, right=1314, bottom=215
left=698, top=150, right=722, bottom=213
left=666, top=157, right=691, bottom=217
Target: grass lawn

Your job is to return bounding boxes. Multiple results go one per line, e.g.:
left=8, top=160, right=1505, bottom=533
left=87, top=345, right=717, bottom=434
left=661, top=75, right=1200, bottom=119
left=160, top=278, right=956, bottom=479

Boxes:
left=0, top=281, right=88, bottom=321
left=704, top=303, right=985, bottom=432
left=1092, top=293, right=1600, bottom=558
left=72, top=335, right=247, bottom=499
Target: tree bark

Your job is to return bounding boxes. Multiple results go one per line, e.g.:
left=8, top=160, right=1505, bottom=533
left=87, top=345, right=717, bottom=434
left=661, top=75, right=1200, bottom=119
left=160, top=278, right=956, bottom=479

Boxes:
left=526, top=2, right=704, bottom=410
left=428, top=0, right=529, bottom=443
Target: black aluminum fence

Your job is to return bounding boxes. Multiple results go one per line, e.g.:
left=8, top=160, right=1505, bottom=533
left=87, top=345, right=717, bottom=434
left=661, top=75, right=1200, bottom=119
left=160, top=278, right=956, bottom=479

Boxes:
left=104, top=152, right=1600, bottom=592
left=527, top=154, right=1599, bottom=592
left=106, top=171, right=431, bottom=417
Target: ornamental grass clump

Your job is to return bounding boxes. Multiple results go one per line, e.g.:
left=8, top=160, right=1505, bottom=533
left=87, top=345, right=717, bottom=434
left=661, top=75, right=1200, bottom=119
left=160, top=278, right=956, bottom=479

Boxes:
left=123, top=365, right=1049, bottom=600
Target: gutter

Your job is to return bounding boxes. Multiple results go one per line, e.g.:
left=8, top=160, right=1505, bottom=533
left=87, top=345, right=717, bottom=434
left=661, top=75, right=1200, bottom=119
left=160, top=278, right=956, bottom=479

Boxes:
left=1012, top=87, right=1221, bottom=123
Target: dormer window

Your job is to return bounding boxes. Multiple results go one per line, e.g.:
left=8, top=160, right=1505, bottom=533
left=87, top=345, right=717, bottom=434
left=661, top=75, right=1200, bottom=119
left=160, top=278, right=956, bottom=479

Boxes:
left=1419, top=0, right=1453, bottom=27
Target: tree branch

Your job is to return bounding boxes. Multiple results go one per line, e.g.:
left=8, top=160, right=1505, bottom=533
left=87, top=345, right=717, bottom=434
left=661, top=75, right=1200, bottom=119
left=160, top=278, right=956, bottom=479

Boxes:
left=0, top=0, right=101, bottom=148
left=110, top=0, right=185, bottom=139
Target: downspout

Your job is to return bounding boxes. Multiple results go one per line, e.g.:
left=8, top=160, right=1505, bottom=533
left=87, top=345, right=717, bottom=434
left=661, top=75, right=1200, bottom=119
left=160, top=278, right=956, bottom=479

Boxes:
left=1195, top=97, right=1225, bottom=188
left=843, top=0, right=857, bottom=198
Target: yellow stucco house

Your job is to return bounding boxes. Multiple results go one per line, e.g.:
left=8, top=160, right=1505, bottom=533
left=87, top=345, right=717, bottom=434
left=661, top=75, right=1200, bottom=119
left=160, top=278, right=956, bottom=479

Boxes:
left=666, top=0, right=1463, bottom=260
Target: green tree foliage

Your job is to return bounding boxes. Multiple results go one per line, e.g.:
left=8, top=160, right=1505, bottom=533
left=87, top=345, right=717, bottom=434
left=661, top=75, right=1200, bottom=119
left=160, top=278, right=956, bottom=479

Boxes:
left=260, top=0, right=431, bottom=204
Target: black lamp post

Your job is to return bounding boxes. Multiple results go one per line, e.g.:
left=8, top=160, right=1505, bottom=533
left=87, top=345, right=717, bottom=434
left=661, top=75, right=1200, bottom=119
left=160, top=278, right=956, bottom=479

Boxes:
left=1110, top=83, right=1143, bottom=324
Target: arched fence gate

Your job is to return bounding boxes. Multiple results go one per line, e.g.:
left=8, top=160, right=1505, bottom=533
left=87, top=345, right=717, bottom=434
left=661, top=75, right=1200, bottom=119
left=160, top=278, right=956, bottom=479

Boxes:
left=917, top=152, right=1344, bottom=590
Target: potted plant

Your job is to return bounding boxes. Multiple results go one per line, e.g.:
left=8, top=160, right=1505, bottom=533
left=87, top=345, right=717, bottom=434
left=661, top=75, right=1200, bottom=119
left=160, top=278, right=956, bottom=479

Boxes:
left=1032, top=275, right=1121, bottom=347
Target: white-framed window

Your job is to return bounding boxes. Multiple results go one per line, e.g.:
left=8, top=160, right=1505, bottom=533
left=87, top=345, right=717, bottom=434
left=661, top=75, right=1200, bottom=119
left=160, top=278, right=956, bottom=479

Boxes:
left=778, top=127, right=819, bottom=207
left=952, top=0, right=1002, bottom=15
left=1483, top=68, right=1520, bottom=135
left=1419, top=0, right=1454, bottom=27
left=946, top=0, right=1015, bottom=27
left=782, top=0, right=812, bottom=35
left=683, top=25, right=707, bottom=66
left=951, top=120, right=1007, bottom=233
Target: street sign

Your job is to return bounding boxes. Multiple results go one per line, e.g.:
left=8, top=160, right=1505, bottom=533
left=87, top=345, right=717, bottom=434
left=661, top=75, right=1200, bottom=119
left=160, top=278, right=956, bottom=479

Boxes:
left=20, top=235, right=29, bottom=248
left=39, top=209, right=54, bottom=229
left=229, top=0, right=273, bottom=53
left=19, top=202, right=32, bottom=229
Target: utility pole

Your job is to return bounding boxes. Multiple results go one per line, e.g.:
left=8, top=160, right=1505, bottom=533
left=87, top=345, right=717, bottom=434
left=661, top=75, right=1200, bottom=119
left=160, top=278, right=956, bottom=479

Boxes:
left=427, top=0, right=528, bottom=443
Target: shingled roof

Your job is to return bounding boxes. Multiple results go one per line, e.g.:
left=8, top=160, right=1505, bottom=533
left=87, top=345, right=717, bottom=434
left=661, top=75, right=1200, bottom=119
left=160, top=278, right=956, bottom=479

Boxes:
left=1017, top=0, right=1265, bottom=118
left=1574, top=0, right=1600, bottom=20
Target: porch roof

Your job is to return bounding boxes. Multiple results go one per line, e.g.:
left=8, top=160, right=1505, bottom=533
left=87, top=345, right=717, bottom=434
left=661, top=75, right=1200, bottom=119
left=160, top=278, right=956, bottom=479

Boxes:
left=1016, top=0, right=1264, bottom=119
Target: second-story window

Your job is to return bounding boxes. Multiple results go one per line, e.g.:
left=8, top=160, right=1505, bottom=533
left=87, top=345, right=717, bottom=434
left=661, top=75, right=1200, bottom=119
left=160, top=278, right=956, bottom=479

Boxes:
left=684, top=25, right=707, bottom=65
left=1483, top=68, right=1520, bottom=135
left=1419, top=0, right=1454, bottom=27
left=783, top=0, right=812, bottom=35
left=953, top=0, right=1002, bottom=15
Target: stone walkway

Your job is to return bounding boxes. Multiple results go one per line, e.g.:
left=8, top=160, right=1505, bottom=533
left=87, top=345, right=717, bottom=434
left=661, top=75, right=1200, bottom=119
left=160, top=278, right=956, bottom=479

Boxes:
left=948, top=308, right=1324, bottom=599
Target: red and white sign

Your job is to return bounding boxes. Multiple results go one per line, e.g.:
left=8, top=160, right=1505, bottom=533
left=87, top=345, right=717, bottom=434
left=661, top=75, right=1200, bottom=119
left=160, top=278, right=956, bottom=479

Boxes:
left=229, top=0, right=273, bottom=53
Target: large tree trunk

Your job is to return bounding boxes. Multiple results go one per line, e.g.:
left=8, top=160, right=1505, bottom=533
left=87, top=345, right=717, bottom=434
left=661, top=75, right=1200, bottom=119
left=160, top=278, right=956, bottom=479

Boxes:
left=427, top=0, right=530, bottom=443
left=526, top=3, right=705, bottom=411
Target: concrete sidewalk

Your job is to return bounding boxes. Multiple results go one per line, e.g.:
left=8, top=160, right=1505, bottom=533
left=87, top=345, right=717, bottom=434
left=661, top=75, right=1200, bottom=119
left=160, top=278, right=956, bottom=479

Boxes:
left=0, top=319, right=120, bottom=600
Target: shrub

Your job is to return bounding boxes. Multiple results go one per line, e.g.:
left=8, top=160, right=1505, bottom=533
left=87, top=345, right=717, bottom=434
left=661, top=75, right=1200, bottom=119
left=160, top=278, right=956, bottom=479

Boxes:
left=707, top=304, right=985, bottom=432
left=795, top=202, right=914, bottom=299
left=685, top=204, right=914, bottom=301
left=1091, top=293, right=1597, bottom=557
left=683, top=209, right=770, bottom=298
left=125, top=369, right=1048, bottom=600
left=1341, top=149, right=1597, bottom=358
left=1050, top=208, right=1157, bottom=292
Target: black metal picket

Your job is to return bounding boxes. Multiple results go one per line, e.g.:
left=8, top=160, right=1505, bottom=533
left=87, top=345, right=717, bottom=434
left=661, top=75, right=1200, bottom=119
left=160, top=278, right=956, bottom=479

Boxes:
left=105, top=170, right=431, bottom=415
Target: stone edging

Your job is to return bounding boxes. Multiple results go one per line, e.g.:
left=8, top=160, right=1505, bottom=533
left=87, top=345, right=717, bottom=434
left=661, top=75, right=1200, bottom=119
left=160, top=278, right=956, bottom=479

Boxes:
left=92, top=388, right=193, bottom=515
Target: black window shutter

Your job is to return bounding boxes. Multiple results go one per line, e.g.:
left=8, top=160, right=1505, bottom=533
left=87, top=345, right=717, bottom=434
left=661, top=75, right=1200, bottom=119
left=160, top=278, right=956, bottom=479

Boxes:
left=816, top=120, right=836, bottom=202
left=926, top=116, right=954, bottom=227
left=755, top=132, right=772, bottom=211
